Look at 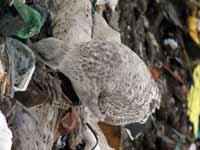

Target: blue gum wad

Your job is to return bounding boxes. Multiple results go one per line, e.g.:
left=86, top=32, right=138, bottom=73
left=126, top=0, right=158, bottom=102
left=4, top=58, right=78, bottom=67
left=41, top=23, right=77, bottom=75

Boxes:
left=13, top=0, right=42, bottom=38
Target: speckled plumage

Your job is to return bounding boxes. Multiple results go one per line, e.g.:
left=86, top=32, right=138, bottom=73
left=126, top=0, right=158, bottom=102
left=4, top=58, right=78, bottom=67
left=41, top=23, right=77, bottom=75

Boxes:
left=50, top=0, right=92, bottom=46
left=31, top=38, right=160, bottom=125
left=93, top=12, right=121, bottom=43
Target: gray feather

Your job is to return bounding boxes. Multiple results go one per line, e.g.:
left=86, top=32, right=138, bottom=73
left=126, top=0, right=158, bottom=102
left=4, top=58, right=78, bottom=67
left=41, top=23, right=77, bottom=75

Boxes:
left=31, top=38, right=161, bottom=125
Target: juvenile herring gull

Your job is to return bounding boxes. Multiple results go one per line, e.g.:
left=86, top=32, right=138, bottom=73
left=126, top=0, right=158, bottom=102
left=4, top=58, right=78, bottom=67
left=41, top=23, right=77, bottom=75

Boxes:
left=31, top=38, right=160, bottom=125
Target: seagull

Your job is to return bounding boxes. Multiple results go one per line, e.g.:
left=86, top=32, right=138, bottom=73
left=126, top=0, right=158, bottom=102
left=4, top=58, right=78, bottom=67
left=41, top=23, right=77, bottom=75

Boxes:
left=31, top=38, right=160, bottom=125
